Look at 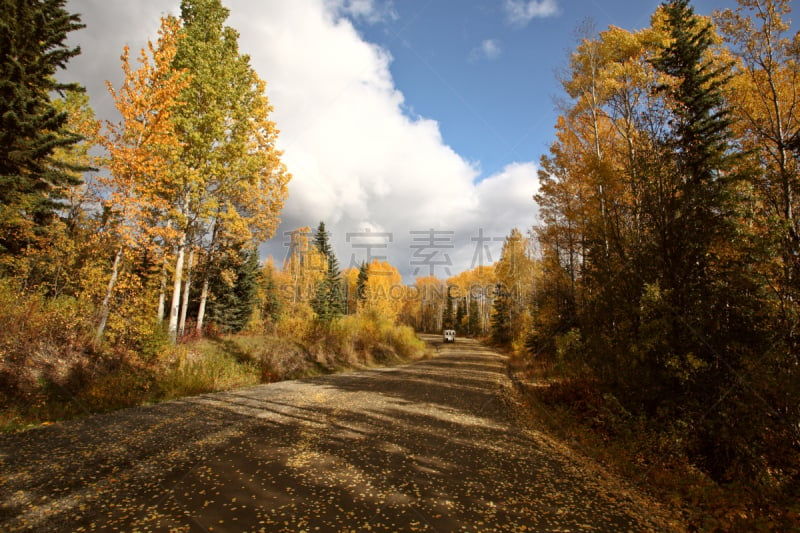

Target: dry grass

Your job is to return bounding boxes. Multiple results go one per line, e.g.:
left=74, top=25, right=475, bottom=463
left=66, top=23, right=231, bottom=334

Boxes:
left=1, top=305, right=431, bottom=432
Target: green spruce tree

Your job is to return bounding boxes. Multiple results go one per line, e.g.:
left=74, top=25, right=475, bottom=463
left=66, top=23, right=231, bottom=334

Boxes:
left=0, top=0, right=88, bottom=255
left=207, top=247, right=261, bottom=333
left=649, top=0, right=757, bottom=480
left=490, top=284, right=512, bottom=345
left=355, top=261, right=369, bottom=310
left=468, top=298, right=480, bottom=336
left=311, top=221, right=344, bottom=322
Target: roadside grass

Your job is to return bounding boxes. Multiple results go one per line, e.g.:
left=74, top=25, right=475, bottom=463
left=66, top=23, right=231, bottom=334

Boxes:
left=1, top=315, right=431, bottom=432
left=508, top=355, right=800, bottom=532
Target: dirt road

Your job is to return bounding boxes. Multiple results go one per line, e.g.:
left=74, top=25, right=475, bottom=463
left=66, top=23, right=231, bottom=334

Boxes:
left=0, top=336, right=679, bottom=532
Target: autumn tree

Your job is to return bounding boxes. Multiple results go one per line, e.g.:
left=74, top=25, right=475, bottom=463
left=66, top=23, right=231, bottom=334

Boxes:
left=714, top=0, right=800, bottom=483
left=0, top=0, right=87, bottom=257
left=172, top=0, right=290, bottom=340
left=281, top=226, right=324, bottom=319
left=718, top=0, right=800, bottom=355
left=363, top=260, right=403, bottom=322
left=97, top=16, right=190, bottom=343
left=531, top=0, right=800, bottom=484
left=491, top=229, right=534, bottom=347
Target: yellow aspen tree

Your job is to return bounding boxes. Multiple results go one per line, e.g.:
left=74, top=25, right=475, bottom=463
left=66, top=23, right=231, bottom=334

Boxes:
left=364, top=260, right=403, bottom=323
left=97, top=16, right=190, bottom=344
left=171, top=0, right=290, bottom=338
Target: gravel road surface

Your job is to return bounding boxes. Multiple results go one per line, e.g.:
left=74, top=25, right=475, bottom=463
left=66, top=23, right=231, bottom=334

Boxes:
left=0, top=336, right=680, bottom=532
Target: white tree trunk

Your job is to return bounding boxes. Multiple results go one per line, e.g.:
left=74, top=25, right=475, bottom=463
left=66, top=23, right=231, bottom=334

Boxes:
left=196, top=275, right=209, bottom=335
left=178, top=247, right=194, bottom=338
left=167, top=233, right=186, bottom=343
left=95, top=247, right=123, bottom=345
left=156, top=259, right=168, bottom=323
left=156, top=220, right=173, bottom=323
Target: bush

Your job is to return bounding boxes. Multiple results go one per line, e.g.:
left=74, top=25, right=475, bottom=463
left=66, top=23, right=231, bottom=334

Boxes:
left=0, top=280, right=95, bottom=400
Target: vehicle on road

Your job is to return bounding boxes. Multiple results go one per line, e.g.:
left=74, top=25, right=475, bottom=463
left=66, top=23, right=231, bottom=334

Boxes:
left=443, top=329, right=456, bottom=343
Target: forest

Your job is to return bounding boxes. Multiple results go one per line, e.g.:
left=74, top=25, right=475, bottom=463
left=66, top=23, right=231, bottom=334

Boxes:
left=505, top=0, right=799, bottom=527
left=1, top=0, right=799, bottom=529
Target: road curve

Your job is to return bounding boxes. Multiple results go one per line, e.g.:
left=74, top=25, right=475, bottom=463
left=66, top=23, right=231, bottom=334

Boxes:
left=1, top=336, right=679, bottom=532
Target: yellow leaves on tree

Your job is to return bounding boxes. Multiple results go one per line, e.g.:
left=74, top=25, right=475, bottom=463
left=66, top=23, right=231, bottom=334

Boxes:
left=94, top=16, right=190, bottom=343
left=363, top=260, right=403, bottom=323
left=100, top=15, right=190, bottom=250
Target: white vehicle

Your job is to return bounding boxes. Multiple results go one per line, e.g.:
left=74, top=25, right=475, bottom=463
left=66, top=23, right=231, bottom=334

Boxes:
left=443, top=329, right=456, bottom=343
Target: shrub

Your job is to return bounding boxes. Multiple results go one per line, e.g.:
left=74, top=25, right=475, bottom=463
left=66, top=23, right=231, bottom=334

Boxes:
left=0, top=280, right=94, bottom=400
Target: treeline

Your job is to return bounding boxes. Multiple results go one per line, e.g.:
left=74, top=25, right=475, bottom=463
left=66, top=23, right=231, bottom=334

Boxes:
left=497, top=0, right=799, bottom=520
left=265, top=222, right=502, bottom=338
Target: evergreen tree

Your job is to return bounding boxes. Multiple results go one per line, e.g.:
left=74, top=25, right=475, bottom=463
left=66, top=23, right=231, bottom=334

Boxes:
left=648, top=0, right=757, bottom=479
left=261, top=260, right=282, bottom=326
left=647, top=0, right=738, bottom=372
left=455, top=298, right=467, bottom=334
left=0, top=0, right=87, bottom=255
left=442, top=292, right=455, bottom=329
left=649, top=0, right=735, bottom=302
left=468, top=298, right=480, bottom=336
left=355, top=261, right=369, bottom=309
left=490, top=284, right=512, bottom=345
left=311, top=221, right=344, bottom=321
left=207, top=247, right=261, bottom=333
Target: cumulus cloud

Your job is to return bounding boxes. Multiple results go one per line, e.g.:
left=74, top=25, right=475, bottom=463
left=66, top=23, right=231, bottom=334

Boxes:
left=469, top=39, right=502, bottom=62
left=503, top=0, right=560, bottom=26
left=63, top=0, right=538, bottom=281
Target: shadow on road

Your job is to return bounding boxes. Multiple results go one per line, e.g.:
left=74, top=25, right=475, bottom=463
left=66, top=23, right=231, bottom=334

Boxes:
left=0, top=337, right=677, bottom=532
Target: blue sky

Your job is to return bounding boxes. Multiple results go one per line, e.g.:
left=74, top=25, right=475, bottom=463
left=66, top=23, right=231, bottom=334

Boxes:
left=63, top=0, right=760, bottom=281
left=350, top=0, right=736, bottom=181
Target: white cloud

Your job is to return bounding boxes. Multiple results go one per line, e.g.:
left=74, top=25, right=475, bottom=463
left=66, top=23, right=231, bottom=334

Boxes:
left=63, top=0, right=538, bottom=281
left=503, top=0, right=559, bottom=26
left=326, top=0, right=398, bottom=24
left=469, top=39, right=502, bottom=62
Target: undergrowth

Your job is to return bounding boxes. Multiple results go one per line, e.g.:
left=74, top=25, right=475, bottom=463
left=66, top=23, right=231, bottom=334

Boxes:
left=510, top=356, right=800, bottom=532
left=1, top=307, right=430, bottom=432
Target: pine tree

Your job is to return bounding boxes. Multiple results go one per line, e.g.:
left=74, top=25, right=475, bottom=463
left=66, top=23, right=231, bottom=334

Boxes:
left=648, top=0, right=738, bottom=366
left=650, top=0, right=756, bottom=480
left=455, top=298, right=467, bottom=334
left=261, top=259, right=282, bottom=326
left=0, top=0, right=87, bottom=255
left=311, top=221, right=344, bottom=321
left=650, top=0, right=735, bottom=299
